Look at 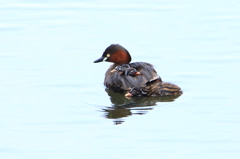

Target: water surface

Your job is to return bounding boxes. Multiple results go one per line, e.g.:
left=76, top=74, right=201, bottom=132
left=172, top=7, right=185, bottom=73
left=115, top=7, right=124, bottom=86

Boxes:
left=1, top=1, right=240, bottom=159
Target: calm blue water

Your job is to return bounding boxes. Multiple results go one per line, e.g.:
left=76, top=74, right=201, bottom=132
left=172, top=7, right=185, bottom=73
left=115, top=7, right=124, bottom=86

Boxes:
left=1, top=1, right=240, bottom=159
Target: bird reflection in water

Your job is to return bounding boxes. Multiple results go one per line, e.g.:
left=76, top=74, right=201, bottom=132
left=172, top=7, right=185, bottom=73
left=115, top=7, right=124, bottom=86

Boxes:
left=103, top=89, right=181, bottom=125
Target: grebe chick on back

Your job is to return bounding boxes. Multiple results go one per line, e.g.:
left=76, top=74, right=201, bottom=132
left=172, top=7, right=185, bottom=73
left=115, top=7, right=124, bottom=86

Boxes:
left=110, top=64, right=141, bottom=76
left=125, top=78, right=183, bottom=97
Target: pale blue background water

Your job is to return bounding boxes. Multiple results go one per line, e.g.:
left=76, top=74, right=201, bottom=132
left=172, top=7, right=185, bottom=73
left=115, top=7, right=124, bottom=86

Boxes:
left=1, top=0, right=240, bottom=159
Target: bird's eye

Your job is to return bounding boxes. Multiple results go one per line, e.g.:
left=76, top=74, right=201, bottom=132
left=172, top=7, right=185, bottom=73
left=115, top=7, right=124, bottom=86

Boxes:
left=106, top=54, right=110, bottom=57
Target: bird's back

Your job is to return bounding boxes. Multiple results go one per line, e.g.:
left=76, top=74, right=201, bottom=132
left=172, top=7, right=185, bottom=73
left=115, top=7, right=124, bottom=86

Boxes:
left=104, top=62, right=160, bottom=92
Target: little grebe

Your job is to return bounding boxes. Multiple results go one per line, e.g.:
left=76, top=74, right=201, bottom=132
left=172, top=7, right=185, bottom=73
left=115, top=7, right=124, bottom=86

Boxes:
left=125, top=78, right=183, bottom=97
left=94, top=44, right=161, bottom=92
